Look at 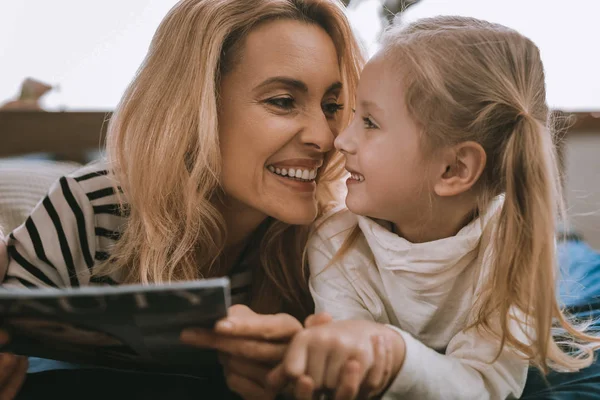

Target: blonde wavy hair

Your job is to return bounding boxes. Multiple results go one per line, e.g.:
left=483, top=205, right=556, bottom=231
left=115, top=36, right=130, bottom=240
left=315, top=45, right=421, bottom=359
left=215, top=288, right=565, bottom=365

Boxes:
left=333, top=16, right=600, bottom=373
left=95, top=0, right=363, bottom=320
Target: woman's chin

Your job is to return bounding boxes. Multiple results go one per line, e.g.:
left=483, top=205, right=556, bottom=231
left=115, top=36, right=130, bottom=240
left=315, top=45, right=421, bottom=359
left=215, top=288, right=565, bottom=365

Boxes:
left=271, top=203, right=318, bottom=226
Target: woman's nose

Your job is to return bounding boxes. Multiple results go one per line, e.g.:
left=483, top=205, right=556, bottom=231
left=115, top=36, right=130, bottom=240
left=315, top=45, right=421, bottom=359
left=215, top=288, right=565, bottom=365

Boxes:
left=299, top=113, right=335, bottom=153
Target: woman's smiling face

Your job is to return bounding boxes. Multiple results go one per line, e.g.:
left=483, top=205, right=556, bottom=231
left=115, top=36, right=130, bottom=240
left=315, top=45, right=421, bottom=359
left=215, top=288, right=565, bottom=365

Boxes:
left=218, top=19, right=344, bottom=225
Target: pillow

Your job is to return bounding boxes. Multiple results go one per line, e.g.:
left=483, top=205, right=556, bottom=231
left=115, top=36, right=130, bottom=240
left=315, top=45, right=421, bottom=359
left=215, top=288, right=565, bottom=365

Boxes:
left=0, top=158, right=80, bottom=233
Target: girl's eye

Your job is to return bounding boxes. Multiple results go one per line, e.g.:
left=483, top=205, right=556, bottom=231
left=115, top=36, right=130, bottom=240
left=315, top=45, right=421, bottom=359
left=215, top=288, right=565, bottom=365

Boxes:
left=363, top=116, right=378, bottom=129
left=266, top=97, right=295, bottom=110
left=323, top=102, right=344, bottom=118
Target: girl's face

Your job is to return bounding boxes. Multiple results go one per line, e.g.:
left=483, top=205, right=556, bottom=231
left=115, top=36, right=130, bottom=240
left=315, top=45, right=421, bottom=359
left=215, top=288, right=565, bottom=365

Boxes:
left=218, top=19, right=344, bottom=226
left=335, top=54, right=435, bottom=224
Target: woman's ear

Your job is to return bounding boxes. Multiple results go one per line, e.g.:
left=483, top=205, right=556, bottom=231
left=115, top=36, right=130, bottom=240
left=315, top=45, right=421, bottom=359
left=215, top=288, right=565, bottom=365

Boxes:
left=433, top=141, right=486, bottom=197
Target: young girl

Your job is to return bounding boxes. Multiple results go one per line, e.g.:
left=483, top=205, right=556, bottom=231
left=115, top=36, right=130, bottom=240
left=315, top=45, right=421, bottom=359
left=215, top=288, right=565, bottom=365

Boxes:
left=268, top=15, right=600, bottom=399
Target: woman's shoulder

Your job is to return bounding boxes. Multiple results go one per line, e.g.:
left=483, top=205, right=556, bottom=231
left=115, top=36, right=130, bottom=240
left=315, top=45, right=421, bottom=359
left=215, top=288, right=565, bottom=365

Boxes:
left=59, top=161, right=129, bottom=245
left=66, top=161, right=119, bottom=194
left=63, top=161, right=127, bottom=215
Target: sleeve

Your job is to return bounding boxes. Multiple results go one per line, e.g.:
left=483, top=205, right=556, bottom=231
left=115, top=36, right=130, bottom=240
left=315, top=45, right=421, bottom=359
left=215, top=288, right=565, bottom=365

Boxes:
left=382, top=324, right=528, bottom=400
left=3, top=176, right=97, bottom=289
left=307, top=230, right=377, bottom=322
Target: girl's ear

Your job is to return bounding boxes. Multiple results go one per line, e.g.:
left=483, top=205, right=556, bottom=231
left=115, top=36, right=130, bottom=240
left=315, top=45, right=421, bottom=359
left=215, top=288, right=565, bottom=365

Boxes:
left=433, top=141, right=486, bottom=197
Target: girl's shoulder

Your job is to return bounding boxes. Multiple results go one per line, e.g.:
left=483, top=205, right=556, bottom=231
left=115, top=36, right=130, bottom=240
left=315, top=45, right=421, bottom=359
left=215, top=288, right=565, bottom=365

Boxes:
left=311, top=205, right=359, bottom=249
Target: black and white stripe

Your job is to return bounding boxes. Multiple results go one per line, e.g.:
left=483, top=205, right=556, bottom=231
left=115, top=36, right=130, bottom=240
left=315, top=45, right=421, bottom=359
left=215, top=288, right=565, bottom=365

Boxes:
left=5, top=162, right=252, bottom=304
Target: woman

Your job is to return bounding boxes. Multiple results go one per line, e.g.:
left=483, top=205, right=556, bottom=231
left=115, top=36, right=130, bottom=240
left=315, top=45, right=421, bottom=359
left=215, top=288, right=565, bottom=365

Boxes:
left=0, top=0, right=362, bottom=398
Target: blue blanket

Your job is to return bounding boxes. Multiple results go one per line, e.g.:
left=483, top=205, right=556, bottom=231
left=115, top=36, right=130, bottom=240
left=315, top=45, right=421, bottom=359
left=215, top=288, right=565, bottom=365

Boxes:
left=522, top=239, right=600, bottom=399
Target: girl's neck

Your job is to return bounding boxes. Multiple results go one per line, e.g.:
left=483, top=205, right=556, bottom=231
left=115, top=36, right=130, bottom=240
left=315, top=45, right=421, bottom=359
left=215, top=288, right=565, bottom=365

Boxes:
left=392, top=196, right=478, bottom=244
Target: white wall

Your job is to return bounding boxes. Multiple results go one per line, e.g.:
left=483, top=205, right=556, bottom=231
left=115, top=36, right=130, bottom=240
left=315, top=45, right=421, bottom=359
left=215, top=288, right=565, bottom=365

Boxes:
left=564, top=131, right=600, bottom=249
left=0, top=0, right=179, bottom=110
left=401, top=0, right=600, bottom=112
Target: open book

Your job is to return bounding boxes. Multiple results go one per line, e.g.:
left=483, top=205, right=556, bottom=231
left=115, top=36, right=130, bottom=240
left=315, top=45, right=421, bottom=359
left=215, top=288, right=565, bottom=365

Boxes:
left=0, top=278, right=230, bottom=378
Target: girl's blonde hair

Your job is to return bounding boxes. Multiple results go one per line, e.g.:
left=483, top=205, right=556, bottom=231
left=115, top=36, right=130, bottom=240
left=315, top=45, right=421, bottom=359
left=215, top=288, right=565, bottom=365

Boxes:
left=95, top=0, right=363, bottom=320
left=333, top=15, right=598, bottom=372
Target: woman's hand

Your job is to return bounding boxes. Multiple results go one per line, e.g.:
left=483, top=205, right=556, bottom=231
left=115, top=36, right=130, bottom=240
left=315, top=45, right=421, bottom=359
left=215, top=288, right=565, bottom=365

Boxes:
left=0, top=331, right=28, bottom=400
left=267, top=320, right=406, bottom=400
left=180, top=304, right=331, bottom=399
left=181, top=304, right=302, bottom=363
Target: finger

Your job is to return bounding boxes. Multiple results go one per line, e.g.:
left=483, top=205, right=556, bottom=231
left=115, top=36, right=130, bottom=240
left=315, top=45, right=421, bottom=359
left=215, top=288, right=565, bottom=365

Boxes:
left=226, top=372, right=276, bottom=400
left=363, top=335, right=386, bottom=395
left=323, top=351, right=348, bottom=389
left=215, top=305, right=302, bottom=340
left=306, top=340, right=328, bottom=389
left=0, top=356, right=28, bottom=400
left=335, top=360, right=363, bottom=400
left=294, top=375, right=315, bottom=400
left=282, top=332, right=310, bottom=379
left=0, top=354, right=19, bottom=388
left=180, top=330, right=287, bottom=364
left=380, top=335, right=395, bottom=395
left=222, top=355, right=271, bottom=387
left=266, top=363, right=290, bottom=393
left=304, top=312, right=332, bottom=328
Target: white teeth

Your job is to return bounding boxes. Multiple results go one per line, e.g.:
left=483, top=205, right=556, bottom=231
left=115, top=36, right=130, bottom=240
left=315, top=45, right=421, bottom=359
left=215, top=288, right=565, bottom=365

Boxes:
left=350, top=172, right=365, bottom=182
left=267, top=166, right=318, bottom=181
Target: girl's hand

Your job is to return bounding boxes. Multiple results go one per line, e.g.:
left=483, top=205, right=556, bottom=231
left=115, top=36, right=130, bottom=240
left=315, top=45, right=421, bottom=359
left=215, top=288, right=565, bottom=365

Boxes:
left=0, top=331, right=28, bottom=400
left=180, top=305, right=331, bottom=399
left=267, top=320, right=406, bottom=400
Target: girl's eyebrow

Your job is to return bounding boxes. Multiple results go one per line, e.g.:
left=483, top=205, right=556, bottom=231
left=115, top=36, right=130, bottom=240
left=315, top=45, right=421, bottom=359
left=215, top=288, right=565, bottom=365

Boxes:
left=361, top=99, right=383, bottom=113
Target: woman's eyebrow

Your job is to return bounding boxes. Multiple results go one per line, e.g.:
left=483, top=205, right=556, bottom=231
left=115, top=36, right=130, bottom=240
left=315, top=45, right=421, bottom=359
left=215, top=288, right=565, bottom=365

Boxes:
left=253, top=78, right=343, bottom=95
left=254, top=76, right=308, bottom=93
left=325, top=82, right=343, bottom=94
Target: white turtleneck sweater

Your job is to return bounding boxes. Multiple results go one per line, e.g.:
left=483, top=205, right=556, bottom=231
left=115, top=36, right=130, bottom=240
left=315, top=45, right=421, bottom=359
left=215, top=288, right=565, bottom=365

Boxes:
left=307, top=198, right=528, bottom=400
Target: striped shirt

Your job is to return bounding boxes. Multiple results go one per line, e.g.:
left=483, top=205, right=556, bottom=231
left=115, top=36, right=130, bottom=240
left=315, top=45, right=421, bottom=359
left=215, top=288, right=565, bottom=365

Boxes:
left=4, top=162, right=252, bottom=304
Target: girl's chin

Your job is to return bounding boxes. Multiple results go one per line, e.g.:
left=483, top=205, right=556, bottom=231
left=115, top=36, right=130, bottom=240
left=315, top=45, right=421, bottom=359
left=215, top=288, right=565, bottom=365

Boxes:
left=345, top=196, right=370, bottom=217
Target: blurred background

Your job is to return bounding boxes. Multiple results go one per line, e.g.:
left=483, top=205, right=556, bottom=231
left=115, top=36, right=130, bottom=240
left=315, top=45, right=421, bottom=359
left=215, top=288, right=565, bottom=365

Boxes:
left=1, top=0, right=599, bottom=247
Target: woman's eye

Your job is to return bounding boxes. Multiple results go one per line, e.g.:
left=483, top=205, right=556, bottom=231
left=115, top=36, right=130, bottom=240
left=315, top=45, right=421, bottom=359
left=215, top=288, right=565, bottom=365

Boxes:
left=266, top=97, right=295, bottom=110
left=322, top=102, right=344, bottom=118
left=362, top=116, right=378, bottom=129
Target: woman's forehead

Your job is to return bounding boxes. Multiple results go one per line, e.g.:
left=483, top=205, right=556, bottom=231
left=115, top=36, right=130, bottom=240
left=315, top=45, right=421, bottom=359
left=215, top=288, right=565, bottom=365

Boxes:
left=230, top=19, right=342, bottom=92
